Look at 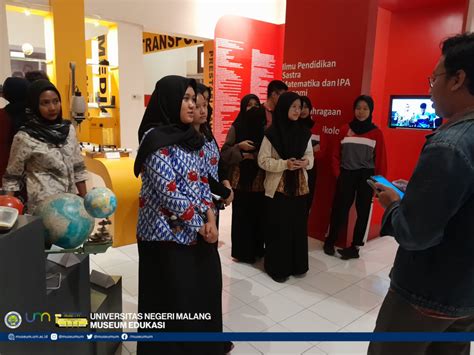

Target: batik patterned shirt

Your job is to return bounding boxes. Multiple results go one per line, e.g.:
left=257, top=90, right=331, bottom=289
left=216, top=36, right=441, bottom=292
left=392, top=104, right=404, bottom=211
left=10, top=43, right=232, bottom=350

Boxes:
left=137, top=144, right=213, bottom=245
left=2, top=125, right=88, bottom=213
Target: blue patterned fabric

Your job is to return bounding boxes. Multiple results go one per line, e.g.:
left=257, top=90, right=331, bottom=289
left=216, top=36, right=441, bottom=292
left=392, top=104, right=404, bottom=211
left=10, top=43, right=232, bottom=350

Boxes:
left=137, top=145, right=213, bottom=244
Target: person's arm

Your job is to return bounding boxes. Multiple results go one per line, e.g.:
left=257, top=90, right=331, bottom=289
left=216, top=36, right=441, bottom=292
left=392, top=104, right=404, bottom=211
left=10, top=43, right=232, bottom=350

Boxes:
left=220, top=126, right=243, bottom=167
left=209, top=176, right=231, bottom=199
left=331, top=128, right=345, bottom=178
left=302, top=139, right=314, bottom=170
left=380, top=143, right=473, bottom=250
left=145, top=150, right=206, bottom=232
left=2, top=133, right=31, bottom=193
left=258, top=136, right=288, bottom=172
left=374, top=129, right=388, bottom=176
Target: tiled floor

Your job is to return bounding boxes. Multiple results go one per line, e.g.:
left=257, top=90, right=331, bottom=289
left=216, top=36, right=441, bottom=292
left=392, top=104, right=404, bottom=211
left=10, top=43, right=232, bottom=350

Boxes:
left=93, top=207, right=401, bottom=355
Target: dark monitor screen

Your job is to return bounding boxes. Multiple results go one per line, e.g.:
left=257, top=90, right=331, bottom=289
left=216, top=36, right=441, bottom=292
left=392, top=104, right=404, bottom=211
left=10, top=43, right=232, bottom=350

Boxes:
left=389, top=95, right=442, bottom=130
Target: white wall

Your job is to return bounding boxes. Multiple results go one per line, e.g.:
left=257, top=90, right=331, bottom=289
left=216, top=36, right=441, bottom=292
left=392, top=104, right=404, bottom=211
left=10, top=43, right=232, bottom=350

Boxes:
left=143, top=46, right=201, bottom=95
left=117, top=21, right=145, bottom=153
left=6, top=10, right=45, bottom=49
left=467, top=0, right=474, bottom=31
left=1, top=0, right=12, bottom=82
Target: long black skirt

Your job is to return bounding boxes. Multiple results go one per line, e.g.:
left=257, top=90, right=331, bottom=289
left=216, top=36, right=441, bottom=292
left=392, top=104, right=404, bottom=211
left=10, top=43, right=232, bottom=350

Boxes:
left=137, top=237, right=225, bottom=355
left=231, top=190, right=265, bottom=263
left=263, top=193, right=309, bottom=279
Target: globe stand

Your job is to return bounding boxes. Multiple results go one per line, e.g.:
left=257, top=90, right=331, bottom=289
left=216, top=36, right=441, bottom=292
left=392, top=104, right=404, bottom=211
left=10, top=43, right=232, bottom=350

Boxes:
left=82, top=218, right=113, bottom=254
left=89, top=218, right=113, bottom=244
left=47, top=252, right=84, bottom=268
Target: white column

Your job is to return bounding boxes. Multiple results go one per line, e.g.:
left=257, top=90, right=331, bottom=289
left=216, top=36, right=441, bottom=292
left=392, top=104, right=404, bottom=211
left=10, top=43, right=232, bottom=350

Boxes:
left=0, top=0, right=12, bottom=83
left=117, top=21, right=145, bottom=154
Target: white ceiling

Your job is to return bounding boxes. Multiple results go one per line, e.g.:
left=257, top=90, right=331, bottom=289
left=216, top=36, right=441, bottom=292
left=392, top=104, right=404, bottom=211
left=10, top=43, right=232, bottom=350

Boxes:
left=6, top=0, right=287, bottom=39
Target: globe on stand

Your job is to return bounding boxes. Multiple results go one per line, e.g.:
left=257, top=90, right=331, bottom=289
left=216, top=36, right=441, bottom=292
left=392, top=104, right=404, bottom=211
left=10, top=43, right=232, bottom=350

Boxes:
left=83, top=187, right=117, bottom=246
left=35, top=193, right=94, bottom=249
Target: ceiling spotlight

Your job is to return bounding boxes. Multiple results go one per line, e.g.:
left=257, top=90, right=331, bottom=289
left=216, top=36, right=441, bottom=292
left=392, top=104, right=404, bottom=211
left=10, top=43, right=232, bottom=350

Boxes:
left=94, top=20, right=100, bottom=27
left=24, top=9, right=31, bottom=16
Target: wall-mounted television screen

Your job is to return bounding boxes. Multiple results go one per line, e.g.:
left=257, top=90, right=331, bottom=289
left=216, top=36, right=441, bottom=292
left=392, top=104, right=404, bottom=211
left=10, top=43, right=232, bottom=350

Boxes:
left=389, top=95, right=442, bottom=130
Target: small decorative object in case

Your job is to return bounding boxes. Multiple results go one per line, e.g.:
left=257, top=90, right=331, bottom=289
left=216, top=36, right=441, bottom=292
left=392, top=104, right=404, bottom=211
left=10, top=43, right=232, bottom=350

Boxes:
left=0, top=206, right=19, bottom=231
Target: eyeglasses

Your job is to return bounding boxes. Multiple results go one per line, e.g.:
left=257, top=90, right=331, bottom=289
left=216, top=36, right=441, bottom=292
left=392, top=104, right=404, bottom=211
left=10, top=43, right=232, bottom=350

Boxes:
left=428, top=72, right=446, bottom=88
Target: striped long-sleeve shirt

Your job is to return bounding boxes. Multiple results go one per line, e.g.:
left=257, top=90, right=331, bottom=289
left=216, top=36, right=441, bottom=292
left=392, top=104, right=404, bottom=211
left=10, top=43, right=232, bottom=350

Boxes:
left=332, top=124, right=387, bottom=177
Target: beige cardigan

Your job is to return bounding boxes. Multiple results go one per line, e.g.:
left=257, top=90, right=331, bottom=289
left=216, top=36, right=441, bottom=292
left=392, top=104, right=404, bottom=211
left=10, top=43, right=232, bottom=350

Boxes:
left=257, top=136, right=314, bottom=198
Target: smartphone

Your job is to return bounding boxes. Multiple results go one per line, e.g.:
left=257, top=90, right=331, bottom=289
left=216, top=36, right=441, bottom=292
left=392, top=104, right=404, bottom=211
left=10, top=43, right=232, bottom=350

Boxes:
left=366, top=179, right=381, bottom=195
left=311, top=134, right=320, bottom=147
left=211, top=193, right=223, bottom=201
left=369, top=175, right=405, bottom=198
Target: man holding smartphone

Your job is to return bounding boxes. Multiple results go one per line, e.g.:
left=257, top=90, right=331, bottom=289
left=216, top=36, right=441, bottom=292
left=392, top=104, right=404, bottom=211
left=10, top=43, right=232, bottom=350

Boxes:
left=368, top=33, right=474, bottom=354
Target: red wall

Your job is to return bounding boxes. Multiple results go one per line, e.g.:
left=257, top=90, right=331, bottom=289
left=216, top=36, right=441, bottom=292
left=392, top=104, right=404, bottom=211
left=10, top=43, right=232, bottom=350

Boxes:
left=283, top=0, right=379, bottom=241
left=369, top=2, right=466, bottom=228
left=375, top=3, right=466, bottom=181
left=284, top=0, right=466, bottom=244
left=213, top=16, right=285, bottom=146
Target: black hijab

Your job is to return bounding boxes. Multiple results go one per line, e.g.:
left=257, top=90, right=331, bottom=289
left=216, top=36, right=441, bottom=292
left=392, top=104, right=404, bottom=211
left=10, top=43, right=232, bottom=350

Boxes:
left=349, top=95, right=377, bottom=135
left=134, top=75, right=204, bottom=177
left=299, top=96, right=315, bottom=129
left=3, top=77, right=29, bottom=133
left=232, top=96, right=265, bottom=189
left=232, top=94, right=263, bottom=145
left=265, top=92, right=311, bottom=160
left=20, top=80, right=71, bottom=146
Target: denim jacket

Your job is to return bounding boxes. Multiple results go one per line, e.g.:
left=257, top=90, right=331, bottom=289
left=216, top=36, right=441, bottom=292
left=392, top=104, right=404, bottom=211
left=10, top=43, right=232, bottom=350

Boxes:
left=381, top=111, right=474, bottom=317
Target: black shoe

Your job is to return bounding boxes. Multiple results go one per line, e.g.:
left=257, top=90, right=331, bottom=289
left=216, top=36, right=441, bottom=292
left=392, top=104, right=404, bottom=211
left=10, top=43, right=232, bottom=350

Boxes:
left=224, top=341, right=234, bottom=354
left=338, top=246, right=360, bottom=260
left=270, top=275, right=289, bottom=283
left=323, top=243, right=335, bottom=256
left=232, top=257, right=256, bottom=264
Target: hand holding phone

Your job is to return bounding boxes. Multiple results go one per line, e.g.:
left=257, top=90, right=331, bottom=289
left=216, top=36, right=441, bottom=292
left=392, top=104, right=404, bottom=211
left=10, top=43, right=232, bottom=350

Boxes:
left=392, top=179, right=408, bottom=192
left=287, top=158, right=299, bottom=171
left=296, top=158, right=309, bottom=169
left=366, top=179, right=382, bottom=195
left=238, top=140, right=255, bottom=152
left=370, top=175, right=405, bottom=198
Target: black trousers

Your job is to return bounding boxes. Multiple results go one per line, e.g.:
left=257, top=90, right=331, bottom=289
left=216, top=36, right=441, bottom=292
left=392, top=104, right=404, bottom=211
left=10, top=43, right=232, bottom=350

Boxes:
left=369, top=290, right=474, bottom=355
left=137, top=238, right=225, bottom=355
left=263, top=193, right=309, bottom=279
left=326, top=168, right=374, bottom=247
